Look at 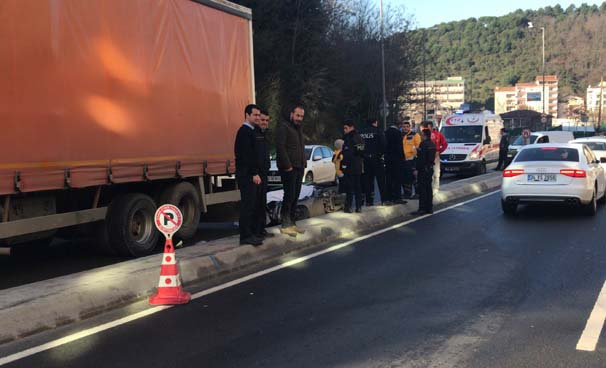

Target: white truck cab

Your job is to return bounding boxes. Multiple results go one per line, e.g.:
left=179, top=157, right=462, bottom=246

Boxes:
left=439, top=111, right=504, bottom=175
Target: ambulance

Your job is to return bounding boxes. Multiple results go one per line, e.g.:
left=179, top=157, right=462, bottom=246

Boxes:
left=439, top=111, right=504, bottom=175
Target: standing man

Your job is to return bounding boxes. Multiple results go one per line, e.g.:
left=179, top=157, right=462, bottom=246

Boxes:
left=234, top=104, right=263, bottom=246
left=341, top=121, right=365, bottom=213
left=495, top=128, right=509, bottom=171
left=402, top=121, right=421, bottom=199
left=275, top=105, right=306, bottom=237
left=359, top=119, right=386, bottom=206
left=414, top=129, right=437, bottom=215
left=425, top=121, right=448, bottom=195
left=252, top=110, right=274, bottom=239
left=384, top=119, right=407, bottom=205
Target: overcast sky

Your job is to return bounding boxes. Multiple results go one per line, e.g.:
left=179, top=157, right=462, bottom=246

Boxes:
left=390, top=0, right=605, bottom=28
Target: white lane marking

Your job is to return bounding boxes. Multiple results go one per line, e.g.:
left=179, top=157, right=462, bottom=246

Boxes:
left=577, top=281, right=606, bottom=351
left=0, top=190, right=500, bottom=366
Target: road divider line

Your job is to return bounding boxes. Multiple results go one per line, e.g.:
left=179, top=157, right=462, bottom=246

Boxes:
left=0, top=190, right=500, bottom=366
left=576, top=280, right=606, bottom=351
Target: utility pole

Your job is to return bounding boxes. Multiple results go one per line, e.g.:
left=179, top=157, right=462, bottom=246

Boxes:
left=599, top=77, right=604, bottom=130
left=541, top=26, right=546, bottom=131
left=380, top=0, right=387, bottom=130
left=422, top=30, right=427, bottom=122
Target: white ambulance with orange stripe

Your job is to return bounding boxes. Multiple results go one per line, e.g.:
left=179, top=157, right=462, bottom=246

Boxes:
left=438, top=111, right=504, bottom=175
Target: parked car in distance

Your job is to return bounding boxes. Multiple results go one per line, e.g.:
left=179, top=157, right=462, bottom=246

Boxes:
left=268, top=145, right=336, bottom=184
left=569, top=136, right=606, bottom=171
left=501, top=143, right=606, bottom=216
left=507, top=131, right=574, bottom=164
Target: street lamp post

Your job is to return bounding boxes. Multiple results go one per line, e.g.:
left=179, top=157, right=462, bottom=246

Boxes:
left=528, top=22, right=546, bottom=130
left=380, top=0, right=387, bottom=130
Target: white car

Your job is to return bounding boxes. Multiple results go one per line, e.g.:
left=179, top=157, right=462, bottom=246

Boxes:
left=570, top=137, right=606, bottom=171
left=268, top=145, right=336, bottom=184
left=501, top=143, right=606, bottom=216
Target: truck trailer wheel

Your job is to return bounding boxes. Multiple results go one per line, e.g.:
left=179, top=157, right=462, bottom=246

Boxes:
left=106, top=193, right=160, bottom=257
left=158, top=182, right=201, bottom=240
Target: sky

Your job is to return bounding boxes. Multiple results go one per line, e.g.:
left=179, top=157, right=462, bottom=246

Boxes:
left=391, top=0, right=605, bottom=29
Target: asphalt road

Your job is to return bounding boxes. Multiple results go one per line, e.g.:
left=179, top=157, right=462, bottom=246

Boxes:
left=3, top=189, right=606, bottom=367
left=0, top=174, right=472, bottom=290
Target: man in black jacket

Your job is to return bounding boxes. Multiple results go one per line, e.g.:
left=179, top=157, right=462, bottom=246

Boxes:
left=234, top=104, right=263, bottom=246
left=384, top=119, right=407, bottom=205
left=252, top=110, right=274, bottom=239
left=495, top=128, right=509, bottom=171
left=275, top=105, right=306, bottom=237
left=342, top=120, right=365, bottom=213
left=414, top=129, right=437, bottom=215
left=359, top=119, right=386, bottom=206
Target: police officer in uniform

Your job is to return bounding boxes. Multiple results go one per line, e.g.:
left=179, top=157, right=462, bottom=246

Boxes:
left=414, top=129, right=437, bottom=215
left=359, top=119, right=386, bottom=205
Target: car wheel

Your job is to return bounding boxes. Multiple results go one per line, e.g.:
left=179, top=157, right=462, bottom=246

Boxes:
left=583, top=187, right=597, bottom=216
left=304, top=171, right=314, bottom=183
left=599, top=186, right=606, bottom=205
left=501, top=199, right=517, bottom=216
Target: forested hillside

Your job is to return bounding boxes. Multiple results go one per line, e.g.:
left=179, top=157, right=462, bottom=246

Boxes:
left=415, top=3, right=606, bottom=109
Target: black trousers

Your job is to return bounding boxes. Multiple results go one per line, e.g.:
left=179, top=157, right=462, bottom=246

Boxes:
left=418, top=168, right=434, bottom=212
left=496, top=152, right=507, bottom=170
left=253, top=176, right=268, bottom=236
left=237, top=175, right=258, bottom=240
left=345, top=174, right=363, bottom=210
left=385, top=157, right=404, bottom=202
left=402, top=159, right=415, bottom=197
left=280, top=168, right=304, bottom=227
left=362, top=156, right=386, bottom=204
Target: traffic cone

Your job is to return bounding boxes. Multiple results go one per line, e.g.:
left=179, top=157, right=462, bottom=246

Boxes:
left=149, top=238, right=190, bottom=305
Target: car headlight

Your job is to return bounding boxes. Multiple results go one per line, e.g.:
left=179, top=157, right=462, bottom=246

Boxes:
left=469, top=152, right=480, bottom=159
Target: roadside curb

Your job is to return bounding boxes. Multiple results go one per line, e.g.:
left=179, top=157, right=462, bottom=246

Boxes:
left=0, top=172, right=502, bottom=344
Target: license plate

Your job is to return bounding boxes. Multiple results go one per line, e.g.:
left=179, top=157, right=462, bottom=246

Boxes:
left=444, top=166, right=459, bottom=172
left=527, top=174, right=556, bottom=182
left=268, top=176, right=281, bottom=182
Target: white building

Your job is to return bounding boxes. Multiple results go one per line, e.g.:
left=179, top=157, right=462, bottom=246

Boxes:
left=494, top=75, right=558, bottom=116
left=587, top=81, right=606, bottom=114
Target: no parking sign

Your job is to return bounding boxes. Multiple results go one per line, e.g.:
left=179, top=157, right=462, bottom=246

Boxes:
left=154, top=204, right=183, bottom=239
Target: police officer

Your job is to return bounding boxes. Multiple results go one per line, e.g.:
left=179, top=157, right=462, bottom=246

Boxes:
left=341, top=120, right=365, bottom=213
left=359, top=119, right=386, bottom=206
left=495, top=128, right=509, bottom=171
left=414, top=129, right=437, bottom=215
left=384, top=118, right=407, bottom=205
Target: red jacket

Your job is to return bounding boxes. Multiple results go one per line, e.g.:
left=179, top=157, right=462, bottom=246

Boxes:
left=431, top=129, right=448, bottom=154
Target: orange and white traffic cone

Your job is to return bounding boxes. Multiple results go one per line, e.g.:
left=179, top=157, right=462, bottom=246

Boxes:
left=149, top=238, right=190, bottom=305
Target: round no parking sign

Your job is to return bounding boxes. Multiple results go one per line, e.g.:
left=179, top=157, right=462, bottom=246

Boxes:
left=155, top=204, right=183, bottom=238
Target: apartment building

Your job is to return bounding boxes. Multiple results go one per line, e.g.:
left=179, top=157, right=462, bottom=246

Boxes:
left=494, top=75, right=558, bottom=116
left=587, top=81, right=606, bottom=114
left=403, top=76, right=465, bottom=122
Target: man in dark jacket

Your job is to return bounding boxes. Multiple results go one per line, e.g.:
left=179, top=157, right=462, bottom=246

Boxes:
left=252, top=110, right=274, bottom=239
left=495, top=128, right=509, bottom=171
left=384, top=119, right=407, bottom=205
left=341, top=121, right=365, bottom=213
left=414, top=129, right=437, bottom=215
left=359, top=119, right=386, bottom=206
left=275, top=105, right=306, bottom=237
left=234, top=104, right=263, bottom=246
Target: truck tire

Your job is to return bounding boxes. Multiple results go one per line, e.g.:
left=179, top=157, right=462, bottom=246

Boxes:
left=158, top=182, right=201, bottom=240
left=106, top=193, right=160, bottom=257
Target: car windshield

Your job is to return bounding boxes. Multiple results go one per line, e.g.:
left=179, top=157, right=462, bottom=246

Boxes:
left=573, top=141, right=606, bottom=151
left=512, top=134, right=539, bottom=146
left=515, top=147, right=579, bottom=162
left=305, top=148, right=312, bottom=160
left=440, top=126, right=482, bottom=143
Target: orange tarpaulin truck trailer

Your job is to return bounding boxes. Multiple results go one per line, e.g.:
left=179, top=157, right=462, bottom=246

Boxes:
left=0, top=0, right=254, bottom=256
